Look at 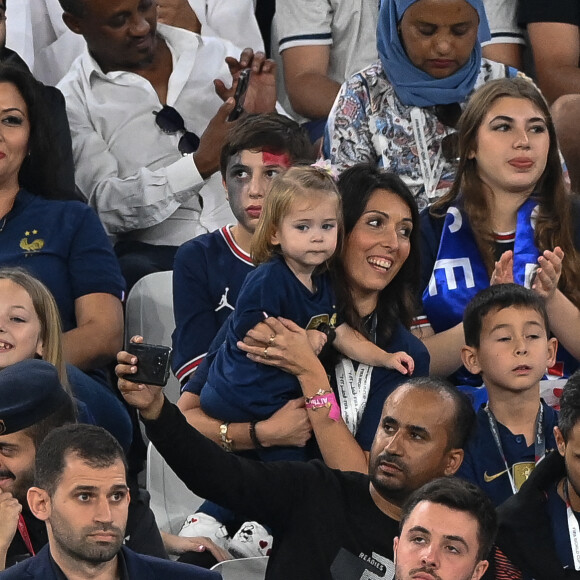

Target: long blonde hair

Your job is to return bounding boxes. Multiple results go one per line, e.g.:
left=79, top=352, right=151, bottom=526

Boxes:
left=251, top=166, right=343, bottom=265
left=0, top=267, right=71, bottom=394
left=432, top=77, right=580, bottom=308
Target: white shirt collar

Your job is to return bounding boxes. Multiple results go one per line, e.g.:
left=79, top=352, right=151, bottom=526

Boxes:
left=79, top=23, right=203, bottom=87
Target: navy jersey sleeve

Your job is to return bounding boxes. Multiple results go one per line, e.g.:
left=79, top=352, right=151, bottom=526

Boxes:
left=231, top=262, right=286, bottom=340
left=455, top=440, right=478, bottom=484
left=172, top=238, right=218, bottom=379
left=68, top=203, right=125, bottom=300
left=181, top=319, right=230, bottom=395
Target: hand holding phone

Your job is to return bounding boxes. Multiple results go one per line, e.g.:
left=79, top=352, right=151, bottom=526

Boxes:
left=125, top=343, right=172, bottom=387
left=227, top=68, right=251, bottom=122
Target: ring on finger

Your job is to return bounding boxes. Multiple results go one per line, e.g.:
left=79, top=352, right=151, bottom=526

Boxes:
left=264, top=347, right=269, bottom=358
left=268, top=334, right=275, bottom=347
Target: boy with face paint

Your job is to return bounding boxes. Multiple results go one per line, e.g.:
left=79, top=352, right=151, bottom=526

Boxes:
left=172, top=113, right=312, bottom=386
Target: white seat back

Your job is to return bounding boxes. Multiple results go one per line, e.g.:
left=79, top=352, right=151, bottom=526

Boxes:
left=124, top=271, right=181, bottom=403
left=210, top=556, right=269, bottom=579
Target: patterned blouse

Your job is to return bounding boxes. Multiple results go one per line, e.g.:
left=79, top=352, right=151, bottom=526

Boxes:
left=324, top=58, right=517, bottom=209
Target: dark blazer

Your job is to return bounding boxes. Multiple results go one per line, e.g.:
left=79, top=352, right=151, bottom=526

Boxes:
left=0, top=545, right=221, bottom=579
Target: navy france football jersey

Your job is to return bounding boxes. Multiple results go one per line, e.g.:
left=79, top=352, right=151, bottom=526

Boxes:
left=172, top=225, right=254, bottom=383
left=0, top=189, right=124, bottom=331
left=201, top=253, right=337, bottom=423
left=457, top=400, right=558, bottom=506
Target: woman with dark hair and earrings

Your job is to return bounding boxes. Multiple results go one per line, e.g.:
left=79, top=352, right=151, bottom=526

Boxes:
left=0, top=63, right=125, bottom=383
left=323, top=0, right=520, bottom=210
left=0, top=0, right=77, bottom=201
left=416, top=77, right=580, bottom=382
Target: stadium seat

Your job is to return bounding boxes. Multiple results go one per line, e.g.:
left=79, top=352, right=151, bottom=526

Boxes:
left=124, top=271, right=181, bottom=403
left=210, top=556, right=269, bottom=579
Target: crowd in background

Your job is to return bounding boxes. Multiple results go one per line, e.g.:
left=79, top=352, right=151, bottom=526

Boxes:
left=0, top=0, right=580, bottom=579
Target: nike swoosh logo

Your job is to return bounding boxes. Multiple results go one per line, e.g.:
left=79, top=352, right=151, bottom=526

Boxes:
left=483, top=468, right=510, bottom=482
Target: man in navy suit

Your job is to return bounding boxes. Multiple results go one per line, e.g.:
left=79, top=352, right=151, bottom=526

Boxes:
left=0, top=424, right=219, bottom=579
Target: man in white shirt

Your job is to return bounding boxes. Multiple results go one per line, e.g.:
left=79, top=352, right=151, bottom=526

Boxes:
left=22, top=0, right=264, bottom=86
left=57, top=0, right=276, bottom=289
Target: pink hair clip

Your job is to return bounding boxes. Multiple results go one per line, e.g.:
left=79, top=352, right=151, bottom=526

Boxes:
left=311, top=159, right=339, bottom=181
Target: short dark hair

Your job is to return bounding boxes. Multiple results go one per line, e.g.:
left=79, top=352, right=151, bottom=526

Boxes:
left=400, top=477, right=498, bottom=561
left=558, top=370, right=580, bottom=442
left=219, top=113, right=314, bottom=179
left=0, top=63, right=61, bottom=198
left=34, top=424, right=127, bottom=497
left=23, top=398, right=76, bottom=449
left=335, top=164, right=420, bottom=342
left=463, top=284, right=549, bottom=348
left=396, top=377, right=476, bottom=450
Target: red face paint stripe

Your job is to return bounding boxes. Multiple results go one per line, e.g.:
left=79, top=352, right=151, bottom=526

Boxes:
left=262, top=150, right=292, bottom=168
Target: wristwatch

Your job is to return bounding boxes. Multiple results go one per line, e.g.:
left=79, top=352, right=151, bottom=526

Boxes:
left=219, top=422, right=233, bottom=452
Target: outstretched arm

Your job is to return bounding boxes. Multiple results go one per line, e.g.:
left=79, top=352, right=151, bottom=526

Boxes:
left=334, top=323, right=414, bottom=375
left=116, top=370, right=329, bottom=533
left=119, top=336, right=312, bottom=450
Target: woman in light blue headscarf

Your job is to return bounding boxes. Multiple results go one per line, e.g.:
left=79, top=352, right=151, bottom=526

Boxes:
left=324, top=0, right=520, bottom=210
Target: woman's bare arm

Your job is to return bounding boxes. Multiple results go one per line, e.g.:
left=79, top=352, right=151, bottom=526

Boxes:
left=239, top=317, right=371, bottom=473
left=63, top=293, right=124, bottom=370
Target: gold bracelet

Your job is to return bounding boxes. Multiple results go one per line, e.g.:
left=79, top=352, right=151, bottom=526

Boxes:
left=304, top=389, right=332, bottom=405
left=219, top=422, right=233, bottom=452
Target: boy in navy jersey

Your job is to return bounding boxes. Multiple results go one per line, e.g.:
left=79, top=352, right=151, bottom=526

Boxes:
left=172, top=114, right=312, bottom=385
left=457, top=283, right=559, bottom=505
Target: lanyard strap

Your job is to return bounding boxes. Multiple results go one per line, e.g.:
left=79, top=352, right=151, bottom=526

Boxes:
left=334, top=313, right=377, bottom=435
left=410, top=107, right=446, bottom=201
left=564, top=479, right=580, bottom=570
left=17, top=514, right=35, bottom=557
left=335, top=359, right=373, bottom=436
left=484, top=403, right=545, bottom=495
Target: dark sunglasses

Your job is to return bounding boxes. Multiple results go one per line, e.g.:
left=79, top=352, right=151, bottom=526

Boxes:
left=434, top=102, right=462, bottom=163
left=154, top=105, right=200, bottom=155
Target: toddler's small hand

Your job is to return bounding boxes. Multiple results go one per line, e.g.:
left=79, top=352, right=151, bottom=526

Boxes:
left=306, top=329, right=327, bottom=356
left=384, top=351, right=415, bottom=375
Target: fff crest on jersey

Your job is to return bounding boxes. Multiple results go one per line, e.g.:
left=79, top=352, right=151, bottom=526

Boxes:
left=20, top=229, right=45, bottom=254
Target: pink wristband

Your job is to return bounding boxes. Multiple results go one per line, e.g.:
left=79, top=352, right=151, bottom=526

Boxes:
left=305, top=392, right=341, bottom=421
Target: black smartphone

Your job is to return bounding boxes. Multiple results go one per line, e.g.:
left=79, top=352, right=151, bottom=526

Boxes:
left=227, top=68, right=251, bottom=122
left=125, top=343, right=172, bottom=387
